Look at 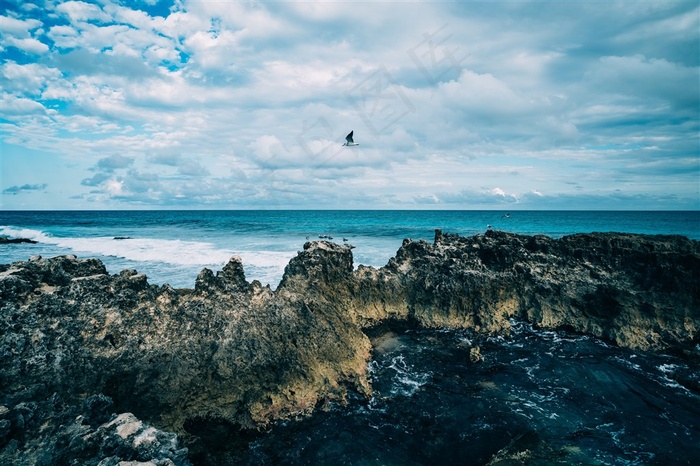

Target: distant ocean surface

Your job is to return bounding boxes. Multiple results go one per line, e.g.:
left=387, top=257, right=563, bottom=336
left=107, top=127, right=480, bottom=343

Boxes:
left=1, top=210, right=699, bottom=289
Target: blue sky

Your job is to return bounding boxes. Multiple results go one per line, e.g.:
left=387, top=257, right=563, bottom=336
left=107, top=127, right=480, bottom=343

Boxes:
left=1, top=0, right=698, bottom=210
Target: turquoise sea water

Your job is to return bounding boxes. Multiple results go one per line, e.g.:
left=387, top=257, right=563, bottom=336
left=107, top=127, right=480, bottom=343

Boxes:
left=1, top=210, right=698, bottom=288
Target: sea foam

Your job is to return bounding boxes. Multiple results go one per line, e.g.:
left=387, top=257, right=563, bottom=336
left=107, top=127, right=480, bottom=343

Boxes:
left=1, top=226, right=234, bottom=266
left=0, top=226, right=294, bottom=286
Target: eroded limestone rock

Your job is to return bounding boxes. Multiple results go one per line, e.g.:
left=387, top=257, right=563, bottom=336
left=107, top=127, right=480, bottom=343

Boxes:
left=1, top=231, right=698, bottom=464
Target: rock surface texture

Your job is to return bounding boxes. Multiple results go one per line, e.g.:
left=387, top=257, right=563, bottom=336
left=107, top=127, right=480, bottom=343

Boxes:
left=1, top=230, right=698, bottom=464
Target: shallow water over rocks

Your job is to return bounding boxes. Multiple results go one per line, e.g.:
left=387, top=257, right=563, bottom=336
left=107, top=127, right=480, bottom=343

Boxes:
left=216, top=321, right=699, bottom=465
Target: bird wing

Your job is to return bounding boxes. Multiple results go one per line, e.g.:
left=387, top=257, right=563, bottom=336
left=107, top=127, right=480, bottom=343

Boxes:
left=345, top=131, right=354, bottom=143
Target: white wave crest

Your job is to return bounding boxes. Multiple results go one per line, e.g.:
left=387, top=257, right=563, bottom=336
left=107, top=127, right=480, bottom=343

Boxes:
left=0, top=226, right=295, bottom=276
left=388, top=355, right=432, bottom=397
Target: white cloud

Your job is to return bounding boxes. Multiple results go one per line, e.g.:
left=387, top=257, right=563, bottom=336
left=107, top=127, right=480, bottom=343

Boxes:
left=4, top=36, right=49, bottom=54
left=56, top=1, right=111, bottom=24
left=106, top=3, right=155, bottom=30
left=104, top=178, right=125, bottom=196
left=256, top=60, right=343, bottom=95
left=437, top=70, right=533, bottom=118
left=183, top=29, right=243, bottom=71
left=46, top=24, right=81, bottom=48
left=152, top=11, right=209, bottom=41
left=185, top=1, right=291, bottom=39
left=144, top=44, right=180, bottom=64
left=281, top=2, right=373, bottom=22
left=1, top=0, right=697, bottom=210
left=2, top=62, right=61, bottom=95
left=1, top=93, right=47, bottom=115
left=0, top=14, right=48, bottom=55
left=249, top=135, right=304, bottom=169
left=0, top=15, right=42, bottom=37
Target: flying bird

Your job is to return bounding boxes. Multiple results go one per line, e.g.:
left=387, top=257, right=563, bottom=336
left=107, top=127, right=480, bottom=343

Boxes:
left=342, top=130, right=359, bottom=146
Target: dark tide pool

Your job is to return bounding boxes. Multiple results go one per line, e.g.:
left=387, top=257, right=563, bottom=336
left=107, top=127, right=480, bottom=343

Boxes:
left=198, top=321, right=700, bottom=465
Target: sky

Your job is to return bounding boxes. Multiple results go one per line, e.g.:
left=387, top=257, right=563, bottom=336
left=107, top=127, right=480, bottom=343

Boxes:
left=1, top=0, right=699, bottom=210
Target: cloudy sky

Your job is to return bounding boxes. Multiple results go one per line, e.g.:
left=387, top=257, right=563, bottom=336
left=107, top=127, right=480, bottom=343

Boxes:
left=1, top=0, right=698, bottom=210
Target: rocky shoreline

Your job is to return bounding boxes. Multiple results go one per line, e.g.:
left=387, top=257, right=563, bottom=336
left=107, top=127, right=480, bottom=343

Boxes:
left=1, top=230, right=698, bottom=465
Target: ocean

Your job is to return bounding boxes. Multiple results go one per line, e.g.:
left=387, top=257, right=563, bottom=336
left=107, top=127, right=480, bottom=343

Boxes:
left=2, top=210, right=699, bottom=289
left=2, top=210, right=699, bottom=465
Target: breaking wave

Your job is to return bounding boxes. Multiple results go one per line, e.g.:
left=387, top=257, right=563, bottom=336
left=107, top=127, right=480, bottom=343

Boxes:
left=0, top=226, right=294, bottom=287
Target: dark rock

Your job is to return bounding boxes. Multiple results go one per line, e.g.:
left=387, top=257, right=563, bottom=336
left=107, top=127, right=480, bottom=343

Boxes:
left=194, top=267, right=217, bottom=293
left=1, top=232, right=698, bottom=465
left=278, top=241, right=355, bottom=290
left=216, top=256, right=249, bottom=293
left=195, top=257, right=249, bottom=294
left=75, top=412, right=190, bottom=465
left=0, top=236, right=37, bottom=244
left=373, top=231, right=699, bottom=349
left=1, top=245, right=373, bottom=463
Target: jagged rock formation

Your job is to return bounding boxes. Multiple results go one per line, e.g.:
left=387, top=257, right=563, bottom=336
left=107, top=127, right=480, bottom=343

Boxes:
left=1, top=230, right=698, bottom=464
left=356, top=230, right=699, bottom=350
left=1, top=250, right=371, bottom=464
